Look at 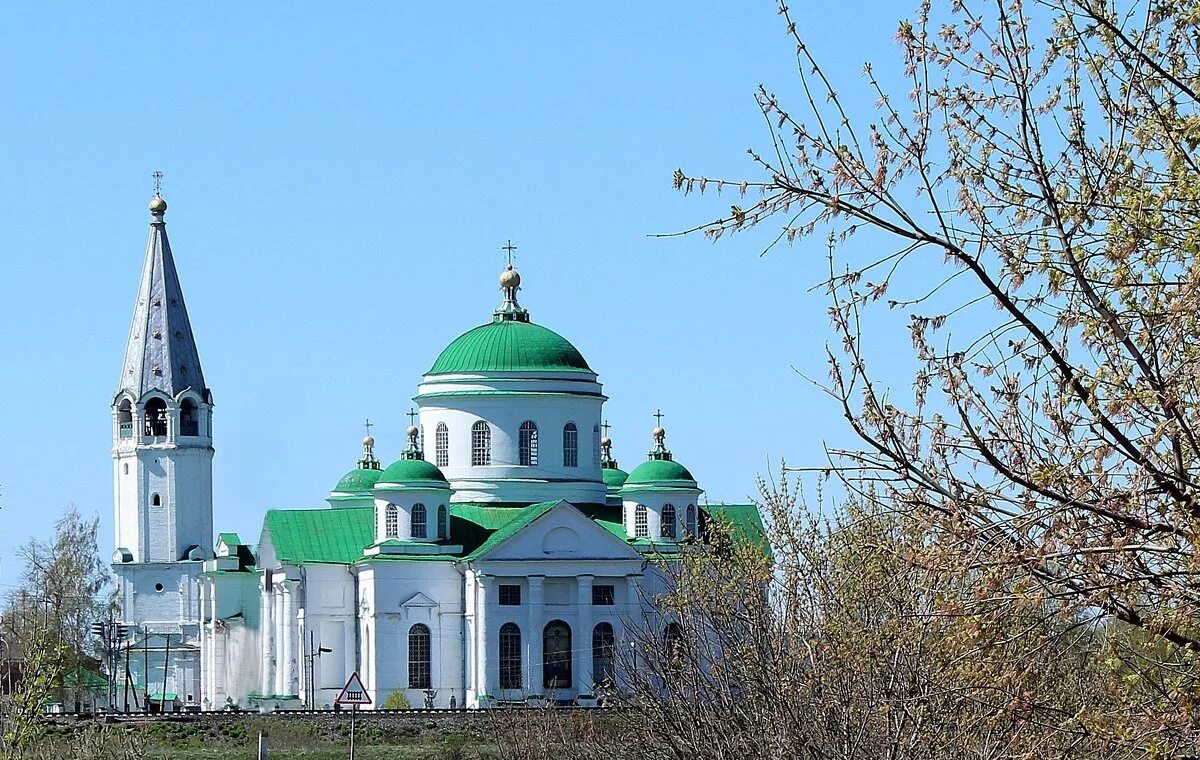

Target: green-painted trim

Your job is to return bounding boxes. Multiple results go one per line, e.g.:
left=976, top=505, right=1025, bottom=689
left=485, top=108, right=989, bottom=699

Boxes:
left=415, top=389, right=605, bottom=400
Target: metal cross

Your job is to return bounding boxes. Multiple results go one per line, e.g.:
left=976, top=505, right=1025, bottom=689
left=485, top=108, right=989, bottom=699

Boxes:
left=601, top=420, right=612, bottom=438
left=152, top=170, right=163, bottom=196
left=363, top=418, right=373, bottom=437
left=502, top=239, right=517, bottom=268
left=407, top=408, right=419, bottom=427
left=653, top=409, right=665, bottom=427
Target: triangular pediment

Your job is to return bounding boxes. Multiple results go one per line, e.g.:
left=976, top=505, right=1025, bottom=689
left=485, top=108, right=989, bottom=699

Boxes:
left=471, top=500, right=642, bottom=562
left=400, top=591, right=439, bottom=609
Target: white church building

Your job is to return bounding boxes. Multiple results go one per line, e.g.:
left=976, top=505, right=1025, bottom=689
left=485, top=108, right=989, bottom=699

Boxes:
left=111, top=193, right=764, bottom=711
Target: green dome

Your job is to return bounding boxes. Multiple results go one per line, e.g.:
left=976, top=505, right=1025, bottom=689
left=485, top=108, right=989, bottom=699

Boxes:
left=428, top=319, right=592, bottom=375
left=333, top=468, right=384, bottom=494
left=625, top=459, right=697, bottom=486
left=378, top=458, right=449, bottom=486
left=602, top=467, right=629, bottom=489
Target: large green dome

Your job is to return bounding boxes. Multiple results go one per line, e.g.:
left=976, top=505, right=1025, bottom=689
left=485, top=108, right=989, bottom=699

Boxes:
left=333, top=468, right=384, bottom=494
left=625, top=459, right=697, bottom=486
left=378, top=458, right=450, bottom=486
left=428, top=319, right=592, bottom=375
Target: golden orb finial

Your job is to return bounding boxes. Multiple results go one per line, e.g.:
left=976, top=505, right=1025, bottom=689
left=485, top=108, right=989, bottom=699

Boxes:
left=499, top=265, right=521, bottom=290
left=149, top=195, right=168, bottom=215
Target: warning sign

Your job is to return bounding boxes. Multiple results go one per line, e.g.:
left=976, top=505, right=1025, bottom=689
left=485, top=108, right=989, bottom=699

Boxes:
left=335, top=672, right=372, bottom=705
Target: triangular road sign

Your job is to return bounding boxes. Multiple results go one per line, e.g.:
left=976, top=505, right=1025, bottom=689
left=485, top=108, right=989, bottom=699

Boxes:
left=335, top=672, right=372, bottom=705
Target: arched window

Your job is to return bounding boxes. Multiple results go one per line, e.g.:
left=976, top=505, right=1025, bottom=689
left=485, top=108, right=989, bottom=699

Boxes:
left=519, top=421, right=539, bottom=466
left=499, top=623, right=522, bottom=690
left=408, top=624, right=431, bottom=689
left=472, top=421, right=491, bottom=466
left=385, top=504, right=399, bottom=538
left=144, top=398, right=168, bottom=437
left=593, top=424, right=601, bottom=468
left=634, top=504, right=648, bottom=538
left=435, top=423, right=449, bottom=468
left=151, top=493, right=161, bottom=507
left=411, top=503, right=427, bottom=539
left=686, top=504, right=697, bottom=538
left=661, top=504, right=677, bottom=539
left=118, top=400, right=133, bottom=438
left=664, top=622, right=684, bottom=664
left=437, top=505, right=448, bottom=540
left=180, top=398, right=199, bottom=436
left=543, top=620, right=572, bottom=689
left=592, top=622, right=615, bottom=687
left=123, top=463, right=129, bottom=475
left=562, top=423, right=578, bottom=467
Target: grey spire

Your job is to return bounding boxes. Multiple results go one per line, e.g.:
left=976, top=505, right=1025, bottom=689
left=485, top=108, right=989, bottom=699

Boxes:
left=116, top=195, right=210, bottom=402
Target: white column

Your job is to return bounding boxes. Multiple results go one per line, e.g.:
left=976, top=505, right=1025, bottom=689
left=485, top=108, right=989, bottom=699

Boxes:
left=476, top=575, right=490, bottom=699
left=199, top=580, right=209, bottom=706
left=274, top=586, right=285, bottom=696
left=576, top=575, right=593, bottom=696
left=297, top=608, right=307, bottom=706
left=526, top=576, right=543, bottom=696
left=623, top=574, right=642, bottom=694
left=282, top=583, right=296, bottom=697
left=209, top=582, right=220, bottom=705
left=260, top=580, right=274, bottom=697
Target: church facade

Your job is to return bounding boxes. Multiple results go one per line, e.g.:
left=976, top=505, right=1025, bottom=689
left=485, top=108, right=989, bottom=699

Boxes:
left=111, top=195, right=764, bottom=711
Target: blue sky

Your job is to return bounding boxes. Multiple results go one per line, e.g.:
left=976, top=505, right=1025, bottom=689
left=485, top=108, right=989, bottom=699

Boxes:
left=0, top=1, right=914, bottom=575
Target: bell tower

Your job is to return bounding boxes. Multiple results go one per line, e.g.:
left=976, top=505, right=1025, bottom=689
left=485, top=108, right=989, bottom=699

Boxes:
left=112, top=191, right=214, bottom=564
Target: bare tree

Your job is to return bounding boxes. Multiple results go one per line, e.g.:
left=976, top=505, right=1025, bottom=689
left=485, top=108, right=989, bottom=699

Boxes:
left=669, top=0, right=1200, bottom=750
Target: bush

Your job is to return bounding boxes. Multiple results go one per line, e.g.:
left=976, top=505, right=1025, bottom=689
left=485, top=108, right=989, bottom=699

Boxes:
left=382, top=689, right=412, bottom=710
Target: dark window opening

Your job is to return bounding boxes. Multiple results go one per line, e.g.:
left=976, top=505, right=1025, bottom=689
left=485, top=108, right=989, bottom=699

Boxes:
left=144, top=398, right=168, bottom=437
left=408, top=624, right=431, bottom=689
left=592, top=585, right=615, bottom=606
left=180, top=399, right=199, bottom=436
left=543, top=620, right=572, bottom=689
left=592, top=622, right=616, bottom=687
left=118, top=400, right=133, bottom=438
left=499, top=623, right=522, bottom=690
left=499, top=584, right=521, bottom=606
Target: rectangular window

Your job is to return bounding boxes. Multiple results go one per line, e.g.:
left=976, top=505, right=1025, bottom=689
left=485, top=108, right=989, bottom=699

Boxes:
left=499, top=584, right=521, bottom=606
left=592, top=584, right=615, bottom=606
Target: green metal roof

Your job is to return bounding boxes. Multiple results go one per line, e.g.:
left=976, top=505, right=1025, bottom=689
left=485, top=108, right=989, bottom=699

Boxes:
left=334, top=467, right=384, bottom=494
left=464, top=500, right=562, bottom=559
left=217, top=532, right=243, bottom=546
left=263, top=507, right=375, bottom=564
left=428, top=320, right=592, bottom=375
left=378, top=458, right=449, bottom=486
left=602, top=467, right=629, bottom=489
left=704, top=503, right=771, bottom=558
left=624, top=458, right=697, bottom=486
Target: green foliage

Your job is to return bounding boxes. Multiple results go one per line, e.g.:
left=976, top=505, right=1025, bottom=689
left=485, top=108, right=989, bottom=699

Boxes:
left=0, top=630, right=69, bottom=755
left=382, top=688, right=412, bottom=710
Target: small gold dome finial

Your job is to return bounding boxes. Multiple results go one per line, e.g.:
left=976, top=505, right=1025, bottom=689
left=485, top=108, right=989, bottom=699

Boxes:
left=601, top=436, right=612, bottom=447
left=149, top=195, right=168, bottom=215
left=407, top=425, right=420, bottom=438
left=363, top=435, right=375, bottom=447
left=652, top=426, right=666, bottom=439
left=499, top=265, right=521, bottom=290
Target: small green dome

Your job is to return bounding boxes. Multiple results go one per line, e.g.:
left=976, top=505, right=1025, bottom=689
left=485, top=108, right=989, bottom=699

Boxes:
left=378, top=458, right=449, bottom=486
left=428, top=320, right=592, bottom=375
left=333, top=468, right=384, bottom=494
left=625, top=459, right=697, bottom=486
left=603, top=467, right=629, bottom=489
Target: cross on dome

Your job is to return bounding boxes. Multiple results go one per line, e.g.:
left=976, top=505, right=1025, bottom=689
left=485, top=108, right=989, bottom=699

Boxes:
left=358, top=420, right=381, bottom=471
left=494, top=238, right=529, bottom=323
